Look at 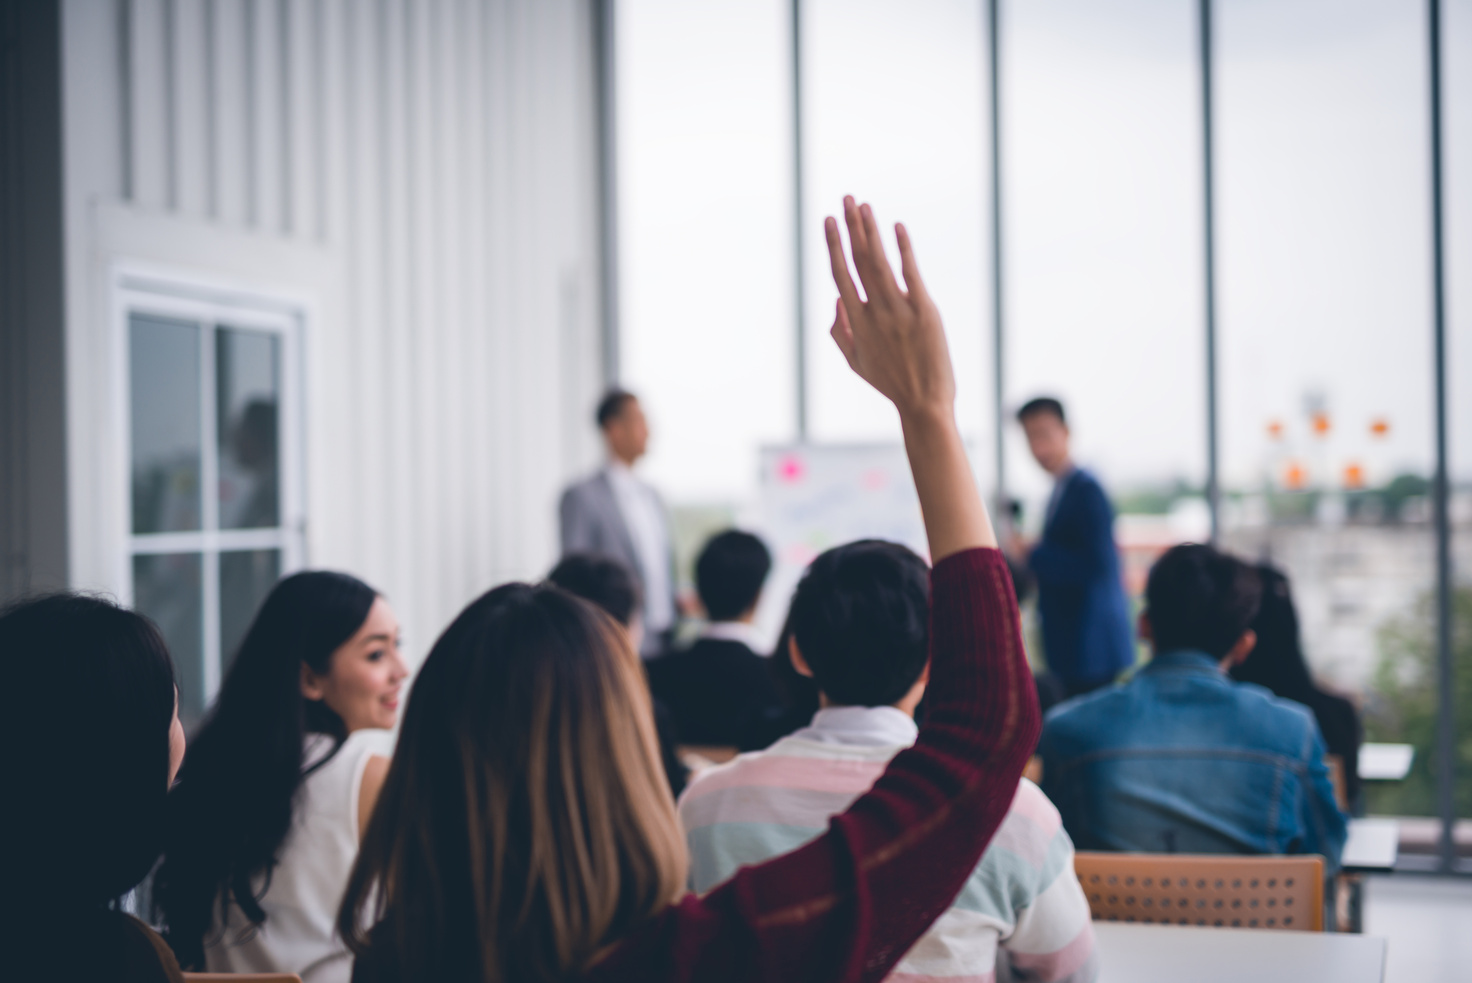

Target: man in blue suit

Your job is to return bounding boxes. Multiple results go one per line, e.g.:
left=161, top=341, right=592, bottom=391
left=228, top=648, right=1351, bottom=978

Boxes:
left=1013, top=397, right=1134, bottom=697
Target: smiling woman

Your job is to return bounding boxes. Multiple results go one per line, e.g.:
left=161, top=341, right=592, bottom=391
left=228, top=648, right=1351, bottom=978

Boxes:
left=154, top=571, right=406, bottom=983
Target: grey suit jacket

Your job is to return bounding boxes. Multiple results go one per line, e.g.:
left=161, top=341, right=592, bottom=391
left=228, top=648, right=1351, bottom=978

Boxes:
left=558, top=470, right=677, bottom=648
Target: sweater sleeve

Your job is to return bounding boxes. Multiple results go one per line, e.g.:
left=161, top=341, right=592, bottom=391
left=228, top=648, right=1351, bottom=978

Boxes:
left=587, top=547, right=1041, bottom=983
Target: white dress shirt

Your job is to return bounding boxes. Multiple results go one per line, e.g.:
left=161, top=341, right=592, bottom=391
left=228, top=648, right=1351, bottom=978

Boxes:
left=605, top=460, right=675, bottom=634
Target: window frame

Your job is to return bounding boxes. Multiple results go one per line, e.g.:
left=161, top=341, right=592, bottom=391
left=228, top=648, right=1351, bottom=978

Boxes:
left=114, top=274, right=306, bottom=704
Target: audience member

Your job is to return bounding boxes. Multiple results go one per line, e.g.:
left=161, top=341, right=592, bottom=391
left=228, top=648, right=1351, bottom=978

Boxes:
left=1232, top=563, right=1363, bottom=809
left=336, top=198, right=1040, bottom=983
left=1039, top=544, right=1347, bottom=867
left=679, top=538, right=1097, bottom=983
left=559, top=388, right=677, bottom=656
left=0, top=594, right=186, bottom=983
left=548, top=553, right=690, bottom=797
left=1010, top=398, right=1134, bottom=697
left=155, top=572, right=406, bottom=982
left=647, top=530, right=780, bottom=747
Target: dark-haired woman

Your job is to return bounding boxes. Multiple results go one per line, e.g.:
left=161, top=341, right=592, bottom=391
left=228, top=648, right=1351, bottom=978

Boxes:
left=1232, top=563, right=1363, bottom=808
left=156, top=571, right=407, bottom=982
left=339, top=200, right=1041, bottom=983
left=0, top=594, right=187, bottom=983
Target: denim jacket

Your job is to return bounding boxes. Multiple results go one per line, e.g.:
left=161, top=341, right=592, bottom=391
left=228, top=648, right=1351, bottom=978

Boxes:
left=1038, top=650, right=1348, bottom=869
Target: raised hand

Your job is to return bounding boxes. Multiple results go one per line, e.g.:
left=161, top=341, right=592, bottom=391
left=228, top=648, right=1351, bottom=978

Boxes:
left=825, top=197, right=956, bottom=421
left=824, top=196, right=995, bottom=558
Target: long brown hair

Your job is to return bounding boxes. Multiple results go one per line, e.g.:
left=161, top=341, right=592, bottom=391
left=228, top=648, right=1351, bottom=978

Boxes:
left=338, top=583, right=687, bottom=982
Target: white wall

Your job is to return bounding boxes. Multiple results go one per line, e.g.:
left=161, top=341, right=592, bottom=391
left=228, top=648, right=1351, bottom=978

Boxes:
left=61, top=0, right=607, bottom=664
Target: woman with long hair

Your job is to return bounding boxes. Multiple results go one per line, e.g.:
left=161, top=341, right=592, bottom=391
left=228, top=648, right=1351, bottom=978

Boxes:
left=155, top=571, right=408, bottom=982
left=339, top=199, right=1041, bottom=983
left=0, top=594, right=186, bottom=982
left=1231, top=563, right=1363, bottom=808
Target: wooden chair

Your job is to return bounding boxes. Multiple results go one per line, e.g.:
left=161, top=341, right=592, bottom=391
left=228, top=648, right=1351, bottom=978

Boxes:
left=1074, top=852, right=1325, bottom=931
left=183, top=975, right=302, bottom=982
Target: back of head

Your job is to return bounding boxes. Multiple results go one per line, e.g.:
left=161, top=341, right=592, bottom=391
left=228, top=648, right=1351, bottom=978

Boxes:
left=789, top=540, right=930, bottom=707
left=156, top=570, right=376, bottom=965
left=340, top=583, right=684, bottom=983
left=548, top=553, right=641, bottom=627
left=695, top=530, right=771, bottom=622
left=1144, top=544, right=1262, bottom=660
left=1230, top=563, right=1316, bottom=700
left=0, top=594, right=176, bottom=908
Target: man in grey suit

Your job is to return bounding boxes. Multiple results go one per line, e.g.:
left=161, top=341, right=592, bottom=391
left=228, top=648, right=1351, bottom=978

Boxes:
left=559, top=389, right=677, bottom=656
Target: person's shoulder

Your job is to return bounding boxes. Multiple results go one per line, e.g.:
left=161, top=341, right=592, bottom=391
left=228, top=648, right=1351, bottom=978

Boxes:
left=1227, top=681, right=1322, bottom=747
left=561, top=470, right=608, bottom=502
left=1044, top=681, right=1127, bottom=732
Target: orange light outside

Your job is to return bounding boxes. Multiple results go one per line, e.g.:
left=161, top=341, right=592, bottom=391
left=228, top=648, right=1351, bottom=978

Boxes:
left=1370, top=418, right=1390, bottom=437
left=1311, top=412, right=1332, bottom=437
left=1284, top=462, right=1307, bottom=490
left=1266, top=419, right=1284, bottom=440
left=1344, top=462, right=1366, bottom=490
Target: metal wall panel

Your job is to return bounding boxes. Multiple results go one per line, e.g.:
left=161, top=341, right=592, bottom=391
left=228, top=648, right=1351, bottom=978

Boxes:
left=61, top=0, right=606, bottom=664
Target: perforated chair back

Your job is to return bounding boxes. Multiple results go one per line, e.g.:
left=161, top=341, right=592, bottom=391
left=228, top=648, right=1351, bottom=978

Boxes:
left=182, top=974, right=302, bottom=982
left=1074, top=852, right=1325, bottom=931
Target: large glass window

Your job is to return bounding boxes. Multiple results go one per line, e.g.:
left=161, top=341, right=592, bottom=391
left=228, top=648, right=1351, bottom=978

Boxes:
left=124, top=291, right=302, bottom=728
left=1214, top=1, right=1439, bottom=831
left=1002, top=0, right=1206, bottom=602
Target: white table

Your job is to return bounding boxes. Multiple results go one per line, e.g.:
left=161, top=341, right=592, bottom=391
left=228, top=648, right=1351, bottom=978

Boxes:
left=1093, top=922, right=1386, bottom=983
left=1359, top=742, right=1415, bottom=781
left=1342, top=817, right=1400, bottom=874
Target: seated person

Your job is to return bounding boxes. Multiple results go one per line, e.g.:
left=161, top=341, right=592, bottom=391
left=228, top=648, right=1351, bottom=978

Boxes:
left=648, top=530, right=781, bottom=748
left=1231, top=563, right=1363, bottom=810
left=1039, top=544, right=1348, bottom=867
left=679, top=539, right=1097, bottom=983
left=1, top=594, right=187, bottom=983
left=549, top=552, right=689, bottom=797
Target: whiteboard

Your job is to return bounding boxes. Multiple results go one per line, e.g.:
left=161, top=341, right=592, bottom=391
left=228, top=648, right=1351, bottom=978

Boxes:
left=746, top=443, right=985, bottom=652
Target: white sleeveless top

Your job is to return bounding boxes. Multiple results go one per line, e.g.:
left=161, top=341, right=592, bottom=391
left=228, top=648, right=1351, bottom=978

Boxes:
left=205, top=728, right=394, bottom=983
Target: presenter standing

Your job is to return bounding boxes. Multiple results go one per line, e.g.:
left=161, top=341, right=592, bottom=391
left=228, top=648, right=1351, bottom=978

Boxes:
left=559, top=389, right=677, bottom=656
left=1011, top=397, right=1134, bottom=698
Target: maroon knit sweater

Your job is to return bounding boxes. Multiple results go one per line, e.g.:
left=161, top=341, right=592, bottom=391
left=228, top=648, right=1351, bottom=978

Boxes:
left=585, top=546, right=1040, bottom=983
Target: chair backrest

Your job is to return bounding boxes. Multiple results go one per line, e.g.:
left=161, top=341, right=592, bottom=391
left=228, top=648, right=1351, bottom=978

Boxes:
left=1074, top=852, right=1324, bottom=931
left=182, top=975, right=302, bottom=982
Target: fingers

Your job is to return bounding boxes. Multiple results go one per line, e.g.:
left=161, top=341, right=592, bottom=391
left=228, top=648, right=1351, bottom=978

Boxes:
left=858, top=203, right=900, bottom=303
left=844, top=197, right=885, bottom=299
left=829, top=297, right=858, bottom=371
left=895, top=222, right=929, bottom=302
left=824, top=216, right=863, bottom=314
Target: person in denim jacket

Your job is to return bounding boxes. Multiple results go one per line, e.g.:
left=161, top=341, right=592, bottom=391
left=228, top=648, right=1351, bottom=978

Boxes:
left=1038, top=544, right=1347, bottom=870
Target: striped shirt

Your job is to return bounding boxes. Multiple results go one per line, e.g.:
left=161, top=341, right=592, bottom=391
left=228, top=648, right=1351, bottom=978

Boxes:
left=679, top=706, right=1097, bottom=983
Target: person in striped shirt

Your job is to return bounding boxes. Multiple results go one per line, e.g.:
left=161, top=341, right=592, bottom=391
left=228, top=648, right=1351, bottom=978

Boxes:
left=678, top=539, right=1098, bottom=983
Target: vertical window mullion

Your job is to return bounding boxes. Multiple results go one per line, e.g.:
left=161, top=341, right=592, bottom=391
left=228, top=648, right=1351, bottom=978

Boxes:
left=201, top=321, right=223, bottom=702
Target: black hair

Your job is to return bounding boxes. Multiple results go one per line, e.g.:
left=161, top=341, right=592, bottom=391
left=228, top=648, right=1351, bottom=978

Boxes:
left=0, top=594, right=177, bottom=908
left=1144, top=544, right=1262, bottom=659
left=788, top=540, right=931, bottom=707
left=155, top=571, right=378, bottom=968
left=596, top=389, right=637, bottom=429
left=548, top=553, right=642, bottom=627
left=1230, top=564, right=1316, bottom=701
left=1016, top=396, right=1066, bottom=425
left=695, top=530, right=771, bottom=621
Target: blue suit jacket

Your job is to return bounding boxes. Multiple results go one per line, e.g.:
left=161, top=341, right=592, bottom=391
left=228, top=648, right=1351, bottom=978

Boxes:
left=1029, top=468, right=1134, bottom=685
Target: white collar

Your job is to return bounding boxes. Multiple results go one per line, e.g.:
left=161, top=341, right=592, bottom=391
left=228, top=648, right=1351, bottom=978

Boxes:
left=700, top=620, right=763, bottom=649
left=789, top=705, right=919, bottom=749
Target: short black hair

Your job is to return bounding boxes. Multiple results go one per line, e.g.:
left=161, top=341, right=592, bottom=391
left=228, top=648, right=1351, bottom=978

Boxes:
left=1017, top=396, right=1066, bottom=425
left=789, top=540, right=930, bottom=707
left=548, top=553, right=642, bottom=627
left=596, top=389, right=637, bottom=429
left=1144, top=543, right=1263, bottom=659
left=696, top=530, right=772, bottom=621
